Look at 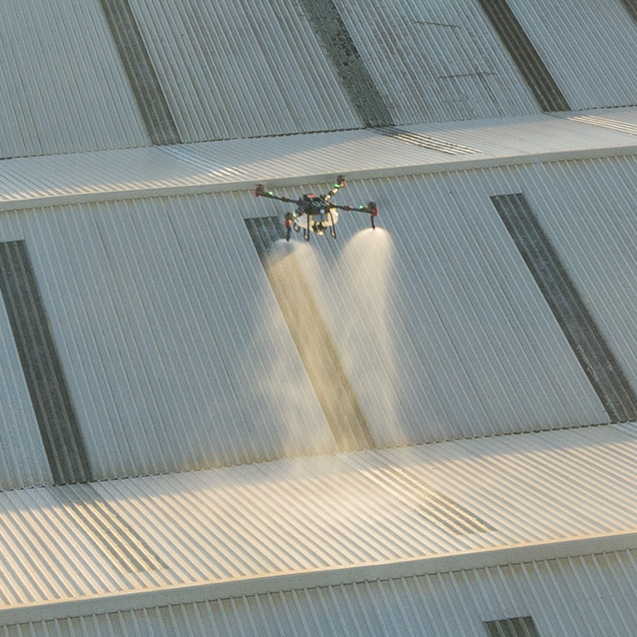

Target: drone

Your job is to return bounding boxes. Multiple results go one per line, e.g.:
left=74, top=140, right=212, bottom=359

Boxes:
left=254, top=175, right=378, bottom=241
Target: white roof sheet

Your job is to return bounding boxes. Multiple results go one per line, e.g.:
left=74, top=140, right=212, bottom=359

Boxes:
left=0, top=0, right=148, bottom=159
left=0, top=424, right=635, bottom=623
left=2, top=0, right=637, bottom=160
left=335, top=0, right=539, bottom=123
left=126, top=0, right=361, bottom=141
left=6, top=154, right=630, bottom=484
left=6, top=115, right=637, bottom=485
left=508, top=0, right=637, bottom=110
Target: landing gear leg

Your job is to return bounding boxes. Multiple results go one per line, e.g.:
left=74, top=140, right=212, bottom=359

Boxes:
left=327, top=210, right=337, bottom=238
left=303, top=214, right=311, bottom=241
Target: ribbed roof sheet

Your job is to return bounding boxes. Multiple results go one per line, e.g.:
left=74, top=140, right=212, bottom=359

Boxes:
left=503, top=159, right=637, bottom=395
left=335, top=0, right=540, bottom=124
left=116, top=0, right=637, bottom=140
left=126, top=0, right=361, bottom=141
left=1, top=111, right=636, bottom=209
left=7, top=151, right=634, bottom=483
left=508, top=0, right=637, bottom=110
left=0, top=0, right=148, bottom=159
left=4, top=117, right=637, bottom=485
left=0, top=425, right=635, bottom=621
left=3, top=0, right=637, bottom=158
left=6, top=550, right=637, bottom=636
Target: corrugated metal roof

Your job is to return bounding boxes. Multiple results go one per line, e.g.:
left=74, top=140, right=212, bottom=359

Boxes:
left=500, top=159, right=637, bottom=406
left=5, top=140, right=637, bottom=485
left=335, top=0, right=540, bottom=123
left=118, top=0, right=637, bottom=136
left=0, top=195, right=338, bottom=484
left=126, top=0, right=361, bottom=141
left=1, top=111, right=637, bottom=210
left=2, top=2, right=637, bottom=634
left=507, top=0, right=637, bottom=110
left=7, top=550, right=637, bottom=636
left=6, top=154, right=633, bottom=483
left=0, top=425, right=635, bottom=629
left=0, top=0, right=149, bottom=159
left=3, top=0, right=637, bottom=159
left=119, top=0, right=637, bottom=137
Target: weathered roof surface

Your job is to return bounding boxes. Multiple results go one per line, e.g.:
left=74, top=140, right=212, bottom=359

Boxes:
left=506, top=0, right=637, bottom=110
left=4, top=0, right=637, bottom=159
left=13, top=143, right=637, bottom=484
left=7, top=111, right=637, bottom=486
left=0, top=424, right=635, bottom=628
left=2, top=0, right=637, bottom=634
left=126, top=0, right=362, bottom=140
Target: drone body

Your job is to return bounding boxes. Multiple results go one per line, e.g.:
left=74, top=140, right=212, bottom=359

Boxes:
left=254, top=176, right=378, bottom=241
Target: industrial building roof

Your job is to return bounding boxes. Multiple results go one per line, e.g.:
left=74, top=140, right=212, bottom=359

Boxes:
left=1, top=109, right=637, bottom=210
left=3, top=0, right=637, bottom=633
left=6, top=550, right=637, bottom=636
left=0, top=423, right=635, bottom=628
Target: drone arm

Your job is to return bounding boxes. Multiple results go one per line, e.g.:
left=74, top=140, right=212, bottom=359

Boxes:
left=329, top=201, right=378, bottom=229
left=323, top=175, right=346, bottom=203
left=254, top=184, right=299, bottom=205
left=330, top=201, right=378, bottom=216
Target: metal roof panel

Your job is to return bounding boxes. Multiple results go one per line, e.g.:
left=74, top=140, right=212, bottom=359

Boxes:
left=0, top=425, right=635, bottom=625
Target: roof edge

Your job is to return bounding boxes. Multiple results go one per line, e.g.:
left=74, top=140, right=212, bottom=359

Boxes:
left=1, top=111, right=637, bottom=212
left=3, top=529, right=636, bottom=626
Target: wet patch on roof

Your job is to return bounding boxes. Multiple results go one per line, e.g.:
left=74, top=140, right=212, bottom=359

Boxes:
left=245, top=216, right=374, bottom=452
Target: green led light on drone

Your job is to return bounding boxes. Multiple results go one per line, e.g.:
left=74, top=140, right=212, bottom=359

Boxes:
left=268, top=191, right=273, bottom=195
